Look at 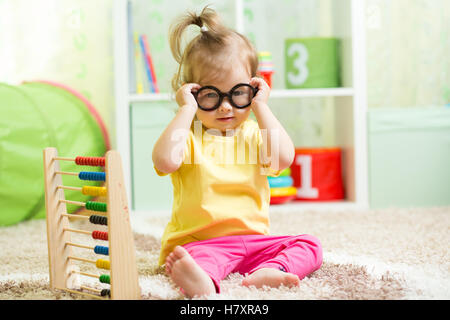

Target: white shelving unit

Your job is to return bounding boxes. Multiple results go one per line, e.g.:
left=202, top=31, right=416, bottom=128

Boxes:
left=113, top=0, right=369, bottom=216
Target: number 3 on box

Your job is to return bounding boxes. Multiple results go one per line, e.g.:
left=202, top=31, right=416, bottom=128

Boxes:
left=287, top=43, right=309, bottom=86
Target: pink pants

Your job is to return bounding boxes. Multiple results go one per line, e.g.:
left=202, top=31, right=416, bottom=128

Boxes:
left=182, top=234, right=323, bottom=293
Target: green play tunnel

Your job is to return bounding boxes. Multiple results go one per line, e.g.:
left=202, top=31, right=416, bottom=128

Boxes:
left=0, top=81, right=110, bottom=226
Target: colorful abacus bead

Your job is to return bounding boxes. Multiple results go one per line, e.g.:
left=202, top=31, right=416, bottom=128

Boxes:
left=85, top=201, right=107, bottom=212
left=75, top=156, right=106, bottom=167
left=82, top=186, right=107, bottom=197
left=99, top=274, right=110, bottom=284
left=92, top=230, right=108, bottom=241
left=101, top=289, right=111, bottom=297
left=78, top=171, right=106, bottom=181
left=89, top=214, right=108, bottom=225
left=96, top=259, right=110, bottom=270
left=94, top=245, right=109, bottom=256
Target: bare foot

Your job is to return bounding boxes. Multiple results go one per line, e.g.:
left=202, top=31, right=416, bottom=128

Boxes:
left=165, top=246, right=216, bottom=298
left=242, top=268, right=300, bottom=289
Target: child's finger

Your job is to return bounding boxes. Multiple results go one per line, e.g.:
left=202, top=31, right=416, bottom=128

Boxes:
left=176, top=83, right=201, bottom=108
left=250, top=77, right=268, bottom=90
left=249, top=77, right=261, bottom=87
left=190, top=84, right=202, bottom=93
left=186, top=83, right=201, bottom=89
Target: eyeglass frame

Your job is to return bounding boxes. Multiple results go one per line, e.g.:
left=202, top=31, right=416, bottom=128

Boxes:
left=192, top=83, right=259, bottom=111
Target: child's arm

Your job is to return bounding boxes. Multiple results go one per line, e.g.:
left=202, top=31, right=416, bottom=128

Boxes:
left=152, top=83, right=200, bottom=174
left=249, top=77, right=295, bottom=171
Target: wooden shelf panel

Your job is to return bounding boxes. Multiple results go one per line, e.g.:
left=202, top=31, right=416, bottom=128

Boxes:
left=270, top=88, right=354, bottom=98
left=269, top=200, right=366, bottom=214
left=130, top=201, right=366, bottom=218
left=128, top=88, right=355, bottom=103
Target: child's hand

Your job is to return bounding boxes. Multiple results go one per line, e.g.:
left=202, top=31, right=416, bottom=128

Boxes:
left=249, top=77, right=270, bottom=108
left=176, top=83, right=201, bottom=110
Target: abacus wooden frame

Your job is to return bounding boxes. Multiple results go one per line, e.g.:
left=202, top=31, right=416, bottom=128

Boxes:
left=43, top=147, right=141, bottom=300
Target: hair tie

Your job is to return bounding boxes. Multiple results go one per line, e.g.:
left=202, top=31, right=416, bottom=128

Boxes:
left=200, top=25, right=208, bottom=32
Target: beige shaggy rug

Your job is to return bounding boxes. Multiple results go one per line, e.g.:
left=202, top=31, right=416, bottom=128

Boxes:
left=0, top=206, right=449, bottom=300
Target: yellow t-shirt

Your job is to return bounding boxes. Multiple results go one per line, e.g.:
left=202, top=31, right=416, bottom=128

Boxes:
left=155, top=119, right=280, bottom=265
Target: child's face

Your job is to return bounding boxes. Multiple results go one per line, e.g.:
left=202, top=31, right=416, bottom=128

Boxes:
left=195, top=66, right=252, bottom=135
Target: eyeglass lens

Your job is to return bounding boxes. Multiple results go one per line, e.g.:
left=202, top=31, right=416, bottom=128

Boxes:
left=196, top=84, right=255, bottom=110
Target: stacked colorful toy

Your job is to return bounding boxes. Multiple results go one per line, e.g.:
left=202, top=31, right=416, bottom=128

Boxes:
left=269, top=168, right=297, bottom=205
left=257, top=51, right=274, bottom=88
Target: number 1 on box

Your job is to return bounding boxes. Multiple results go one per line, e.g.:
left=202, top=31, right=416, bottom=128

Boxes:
left=295, top=155, right=319, bottom=199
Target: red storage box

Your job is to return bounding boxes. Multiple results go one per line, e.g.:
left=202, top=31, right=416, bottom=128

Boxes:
left=290, top=148, right=344, bottom=201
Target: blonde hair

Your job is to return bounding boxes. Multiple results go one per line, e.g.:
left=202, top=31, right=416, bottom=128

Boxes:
left=169, top=6, right=259, bottom=92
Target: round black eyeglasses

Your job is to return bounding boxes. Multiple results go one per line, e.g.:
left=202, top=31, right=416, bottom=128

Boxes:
left=192, top=83, right=258, bottom=111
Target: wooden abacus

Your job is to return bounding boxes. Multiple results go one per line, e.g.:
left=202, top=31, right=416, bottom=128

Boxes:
left=43, top=147, right=140, bottom=300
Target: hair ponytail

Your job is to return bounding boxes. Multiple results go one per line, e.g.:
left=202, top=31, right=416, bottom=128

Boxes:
left=169, top=6, right=258, bottom=92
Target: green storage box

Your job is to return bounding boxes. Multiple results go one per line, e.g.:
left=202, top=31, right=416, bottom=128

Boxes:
left=131, top=102, right=175, bottom=212
left=285, top=37, right=340, bottom=89
left=368, top=107, right=450, bottom=209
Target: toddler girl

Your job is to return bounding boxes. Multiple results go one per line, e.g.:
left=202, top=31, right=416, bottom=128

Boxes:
left=152, top=6, right=322, bottom=298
